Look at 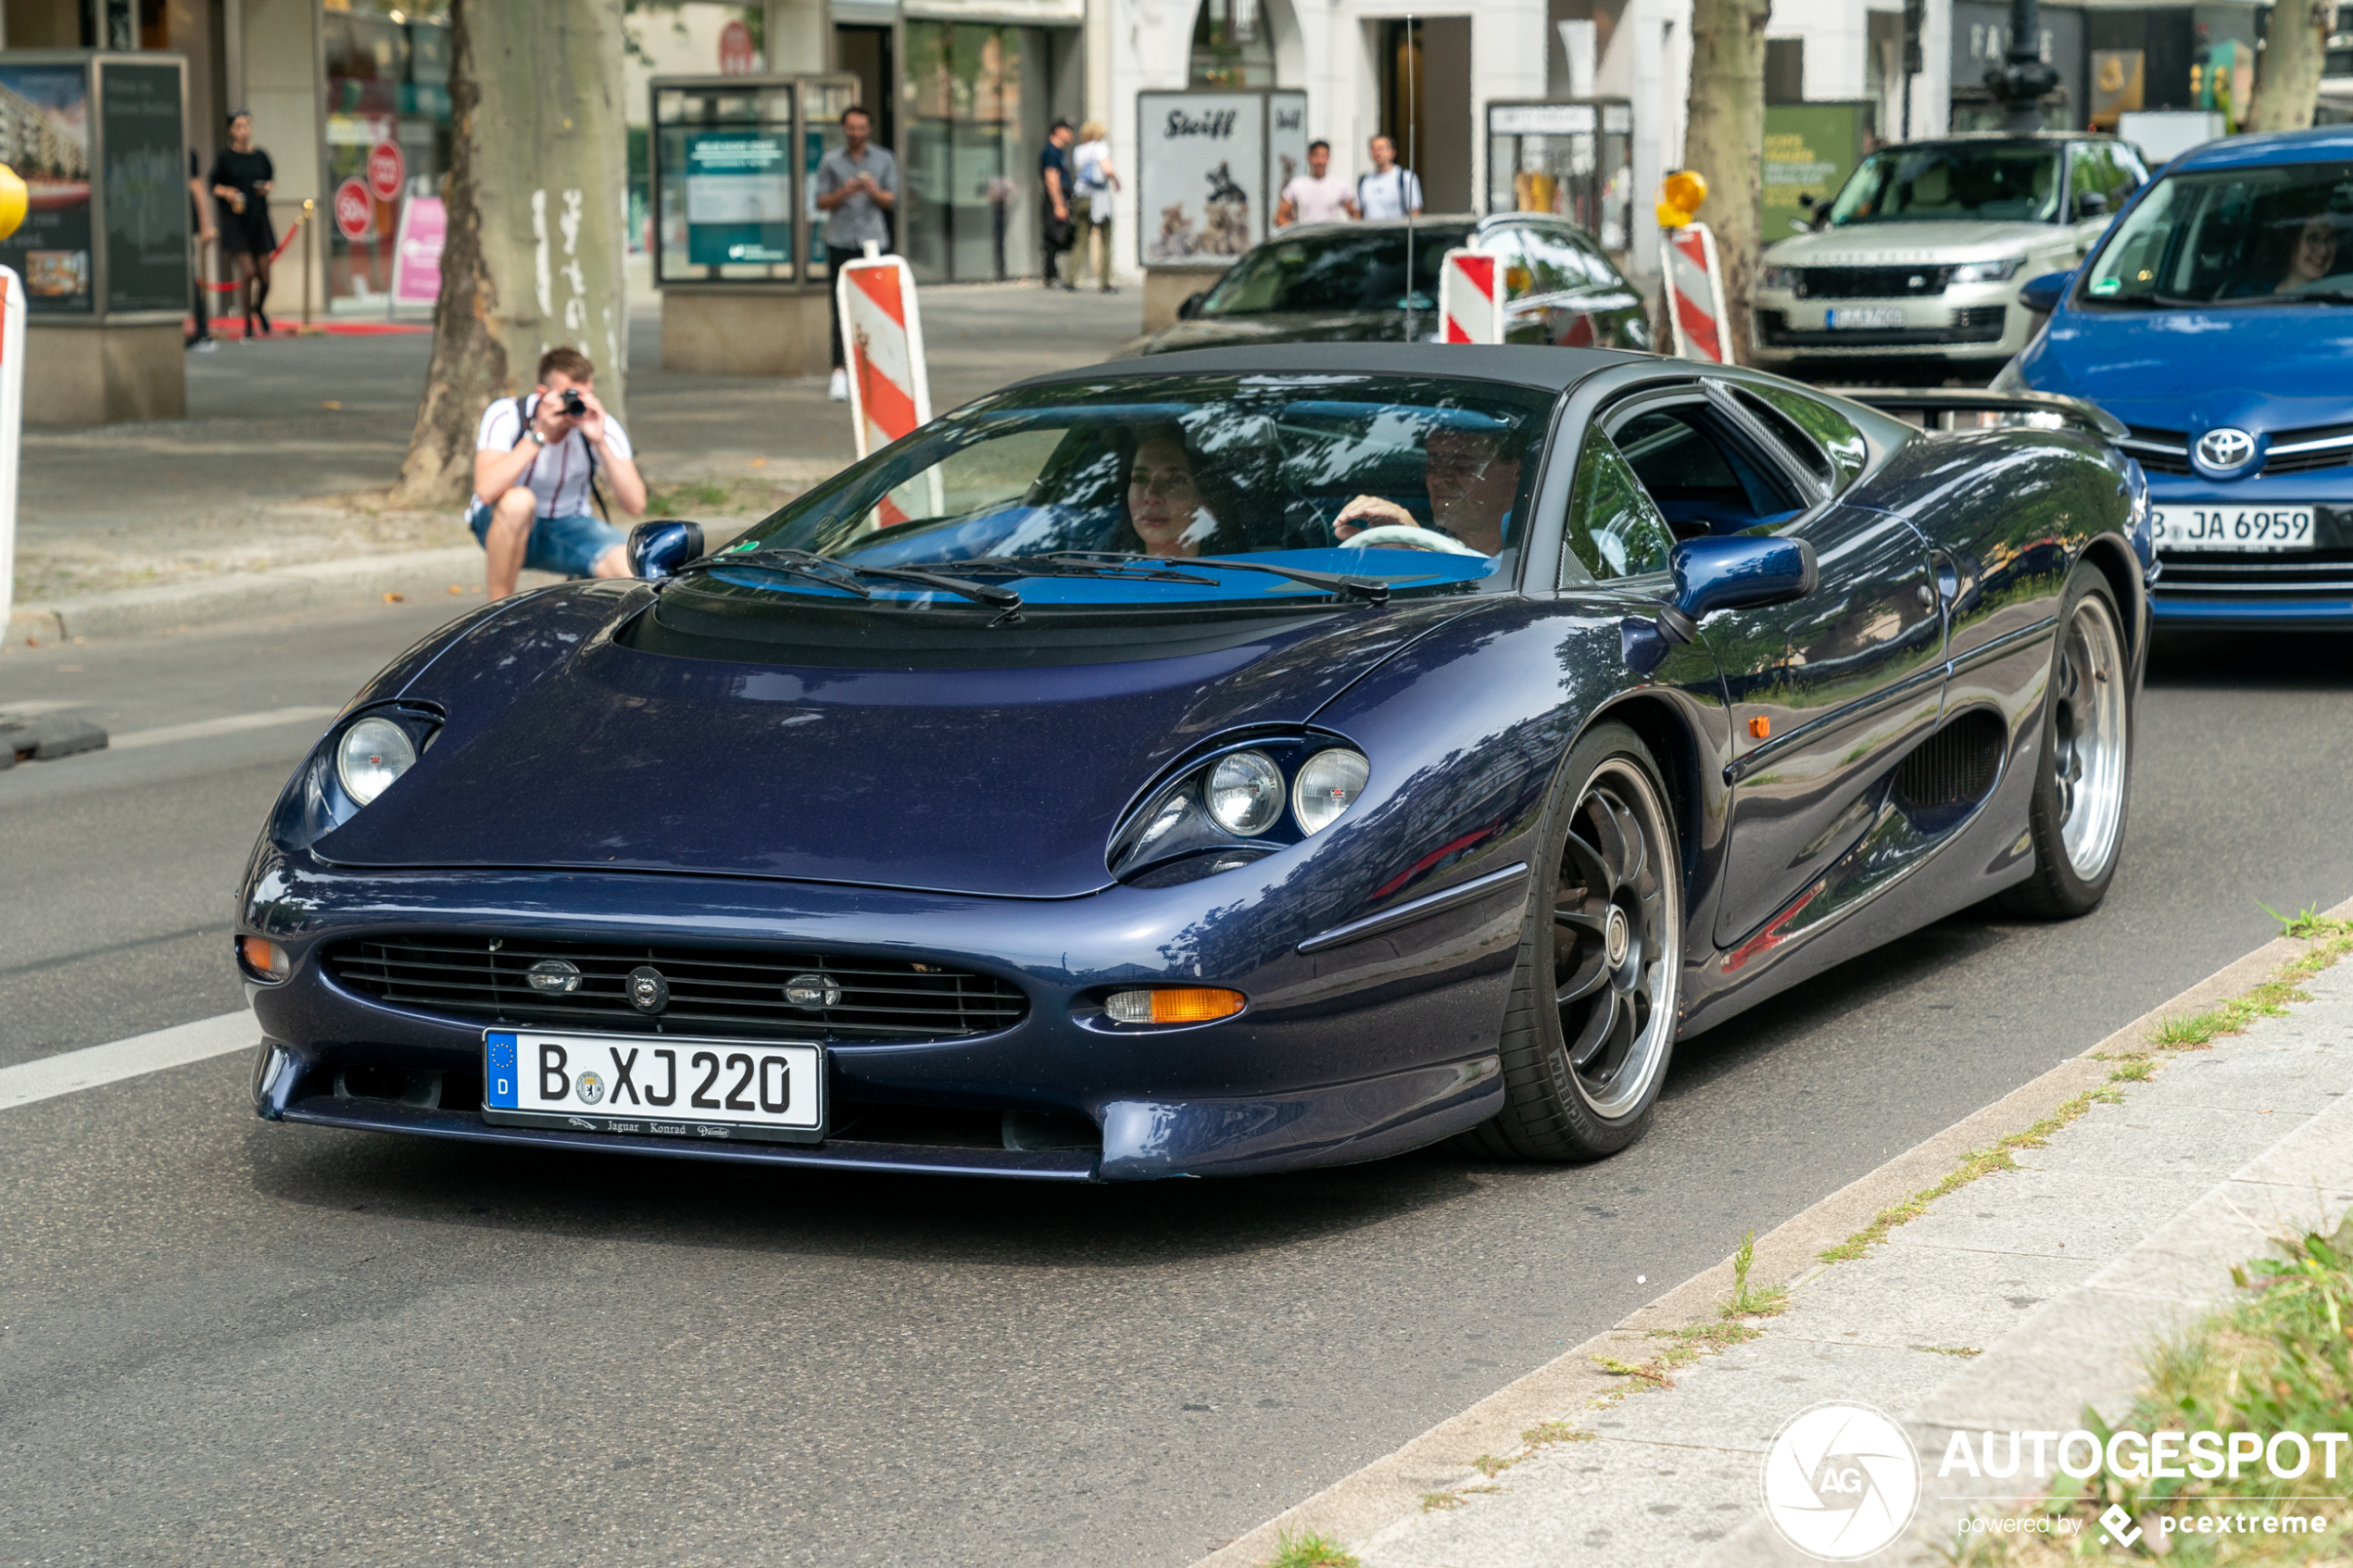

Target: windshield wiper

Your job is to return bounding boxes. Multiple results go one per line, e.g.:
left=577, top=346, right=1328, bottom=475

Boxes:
left=677, top=546, right=1025, bottom=616
left=1048, top=550, right=1392, bottom=604
left=930, top=557, right=1223, bottom=587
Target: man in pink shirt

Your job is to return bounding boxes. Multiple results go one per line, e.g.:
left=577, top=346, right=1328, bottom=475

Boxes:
left=1276, top=140, right=1359, bottom=227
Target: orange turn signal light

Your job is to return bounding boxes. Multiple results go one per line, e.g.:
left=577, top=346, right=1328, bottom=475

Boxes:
left=1104, top=986, right=1246, bottom=1025
left=1748, top=716, right=1771, bottom=740
left=239, top=935, right=290, bottom=982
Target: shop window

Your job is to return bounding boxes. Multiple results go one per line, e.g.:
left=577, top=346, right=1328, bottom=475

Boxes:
left=1192, top=0, right=1275, bottom=89
left=322, top=0, right=454, bottom=313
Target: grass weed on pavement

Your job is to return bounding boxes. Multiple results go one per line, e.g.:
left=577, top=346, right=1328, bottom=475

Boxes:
left=1952, top=1212, right=2353, bottom=1565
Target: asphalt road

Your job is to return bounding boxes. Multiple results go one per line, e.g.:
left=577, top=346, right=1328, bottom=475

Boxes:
left=3, top=606, right=2349, bottom=1567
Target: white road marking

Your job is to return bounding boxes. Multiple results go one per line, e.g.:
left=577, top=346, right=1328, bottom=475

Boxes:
left=0, top=1011, right=255, bottom=1111
left=109, top=706, right=340, bottom=751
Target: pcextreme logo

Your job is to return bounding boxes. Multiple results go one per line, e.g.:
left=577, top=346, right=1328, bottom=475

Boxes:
left=1762, top=1401, right=1922, bottom=1561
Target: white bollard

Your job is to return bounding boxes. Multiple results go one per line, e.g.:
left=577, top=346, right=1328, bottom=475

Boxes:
left=0, top=267, right=25, bottom=646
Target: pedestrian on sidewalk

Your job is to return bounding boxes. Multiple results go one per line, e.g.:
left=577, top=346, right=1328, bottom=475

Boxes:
left=815, top=105, right=898, bottom=403
left=1277, top=139, right=1359, bottom=227
left=208, top=111, right=277, bottom=341
left=469, top=348, right=648, bottom=600
left=186, top=149, right=219, bottom=353
left=1356, top=134, right=1424, bottom=220
left=1039, top=119, right=1077, bottom=291
left=1070, top=120, right=1121, bottom=293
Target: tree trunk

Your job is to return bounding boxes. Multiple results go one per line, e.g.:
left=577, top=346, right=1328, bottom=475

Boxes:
left=1680, top=0, right=1772, bottom=366
left=2246, top=0, right=2329, bottom=133
left=396, top=0, right=631, bottom=508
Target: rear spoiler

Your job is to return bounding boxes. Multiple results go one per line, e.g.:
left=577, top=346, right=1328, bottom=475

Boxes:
left=1827, top=387, right=2128, bottom=444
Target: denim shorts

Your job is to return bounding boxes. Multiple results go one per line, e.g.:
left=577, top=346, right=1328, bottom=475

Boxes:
left=466, top=500, right=626, bottom=579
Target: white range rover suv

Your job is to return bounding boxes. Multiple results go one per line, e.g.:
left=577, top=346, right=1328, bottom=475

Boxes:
left=1753, top=132, right=2148, bottom=377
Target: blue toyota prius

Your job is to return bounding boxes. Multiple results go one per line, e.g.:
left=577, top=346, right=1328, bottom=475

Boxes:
left=2001, top=124, right=2353, bottom=627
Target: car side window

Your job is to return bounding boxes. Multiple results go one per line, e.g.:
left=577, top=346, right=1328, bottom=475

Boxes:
left=1561, top=429, right=1677, bottom=586
left=2070, top=144, right=2136, bottom=215
left=1519, top=223, right=1608, bottom=293
left=1478, top=225, right=1538, bottom=300
left=1739, top=386, right=1869, bottom=494
left=1605, top=399, right=1810, bottom=539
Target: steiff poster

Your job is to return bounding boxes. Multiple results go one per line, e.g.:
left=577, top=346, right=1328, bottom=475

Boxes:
left=1138, top=92, right=1265, bottom=264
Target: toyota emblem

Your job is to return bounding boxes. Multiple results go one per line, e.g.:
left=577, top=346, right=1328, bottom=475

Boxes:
left=2195, top=426, right=2258, bottom=473
left=626, top=964, right=669, bottom=1013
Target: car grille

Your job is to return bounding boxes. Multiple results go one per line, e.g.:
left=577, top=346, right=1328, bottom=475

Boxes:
left=324, top=935, right=1029, bottom=1041
left=1788, top=265, right=1955, bottom=299
left=1755, top=308, right=2006, bottom=348
left=2120, top=427, right=2193, bottom=476
left=2121, top=422, right=2353, bottom=477
left=2155, top=547, right=2353, bottom=599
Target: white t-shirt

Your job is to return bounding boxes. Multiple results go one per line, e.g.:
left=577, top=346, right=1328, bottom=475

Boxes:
left=1281, top=174, right=1355, bottom=224
left=1074, top=137, right=1114, bottom=222
left=475, top=395, right=634, bottom=520
left=1357, top=167, right=1424, bottom=220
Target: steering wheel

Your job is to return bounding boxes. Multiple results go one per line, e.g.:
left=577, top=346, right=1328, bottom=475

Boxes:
left=1338, top=524, right=1489, bottom=557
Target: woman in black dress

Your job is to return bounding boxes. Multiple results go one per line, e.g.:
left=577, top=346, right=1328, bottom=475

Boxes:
left=208, top=111, right=277, bottom=339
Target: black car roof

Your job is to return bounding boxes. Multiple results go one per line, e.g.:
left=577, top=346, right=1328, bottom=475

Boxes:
left=1008, top=343, right=1649, bottom=395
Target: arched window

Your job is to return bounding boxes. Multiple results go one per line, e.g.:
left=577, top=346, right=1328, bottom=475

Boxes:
left=1191, top=0, right=1275, bottom=88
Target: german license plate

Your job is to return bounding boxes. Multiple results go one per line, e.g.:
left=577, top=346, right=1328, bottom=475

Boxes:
left=2150, top=505, right=2316, bottom=552
left=482, top=1029, right=824, bottom=1144
left=1827, top=307, right=1906, bottom=330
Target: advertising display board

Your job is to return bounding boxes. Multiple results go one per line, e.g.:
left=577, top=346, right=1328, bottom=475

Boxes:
left=1762, top=102, right=1873, bottom=245
left=650, top=74, right=862, bottom=287
left=1135, top=89, right=1304, bottom=267
left=683, top=128, right=794, bottom=265
left=391, top=194, right=445, bottom=307
left=96, top=58, right=185, bottom=315
left=0, top=61, right=95, bottom=314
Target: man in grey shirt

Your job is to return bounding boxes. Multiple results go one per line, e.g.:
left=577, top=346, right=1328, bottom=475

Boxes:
left=815, top=105, right=897, bottom=400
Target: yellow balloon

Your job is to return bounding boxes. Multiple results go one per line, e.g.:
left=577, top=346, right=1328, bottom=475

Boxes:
left=0, top=164, right=26, bottom=244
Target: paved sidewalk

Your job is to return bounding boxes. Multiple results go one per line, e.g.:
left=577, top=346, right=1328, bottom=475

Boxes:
left=7, top=284, right=1141, bottom=644
left=1206, top=920, right=2353, bottom=1568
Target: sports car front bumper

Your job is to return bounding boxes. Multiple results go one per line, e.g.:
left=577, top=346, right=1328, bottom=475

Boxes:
left=240, top=848, right=1530, bottom=1180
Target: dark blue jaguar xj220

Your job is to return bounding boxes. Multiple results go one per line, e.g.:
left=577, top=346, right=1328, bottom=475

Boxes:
left=239, top=345, right=2153, bottom=1181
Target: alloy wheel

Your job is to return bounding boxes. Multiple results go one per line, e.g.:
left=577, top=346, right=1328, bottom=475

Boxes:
left=1551, top=760, right=1680, bottom=1120
left=2052, top=592, right=2127, bottom=879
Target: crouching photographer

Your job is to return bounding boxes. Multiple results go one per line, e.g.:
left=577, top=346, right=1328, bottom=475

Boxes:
left=471, top=347, right=648, bottom=599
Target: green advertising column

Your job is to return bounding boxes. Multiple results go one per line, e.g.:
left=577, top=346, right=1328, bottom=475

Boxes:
left=1761, top=102, right=1875, bottom=245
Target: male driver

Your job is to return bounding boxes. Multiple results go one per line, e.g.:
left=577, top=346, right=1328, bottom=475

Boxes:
left=1277, top=139, right=1358, bottom=227
left=1039, top=119, right=1077, bottom=290
left=472, top=347, right=648, bottom=600
left=1356, top=135, right=1424, bottom=220
left=1333, top=426, right=1518, bottom=556
left=815, top=105, right=898, bottom=401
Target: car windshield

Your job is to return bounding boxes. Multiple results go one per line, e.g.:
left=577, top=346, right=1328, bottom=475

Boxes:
left=699, top=371, right=1554, bottom=615
left=1826, top=144, right=2061, bottom=225
left=1195, top=227, right=1471, bottom=315
left=2081, top=162, right=2353, bottom=306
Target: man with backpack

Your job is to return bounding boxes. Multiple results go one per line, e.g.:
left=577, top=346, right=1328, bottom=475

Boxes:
left=471, top=347, right=648, bottom=599
left=1356, top=135, right=1424, bottom=220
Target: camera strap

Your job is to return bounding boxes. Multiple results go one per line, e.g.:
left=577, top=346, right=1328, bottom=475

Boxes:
left=509, top=395, right=611, bottom=524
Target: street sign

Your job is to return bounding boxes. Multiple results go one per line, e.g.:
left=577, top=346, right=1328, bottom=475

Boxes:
left=333, top=178, right=373, bottom=243
left=366, top=139, right=406, bottom=203
left=719, top=19, right=755, bottom=75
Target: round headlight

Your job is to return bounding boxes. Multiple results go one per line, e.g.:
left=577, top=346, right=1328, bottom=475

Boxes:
left=1206, top=750, right=1284, bottom=837
left=1292, top=747, right=1369, bottom=835
left=335, top=716, right=417, bottom=807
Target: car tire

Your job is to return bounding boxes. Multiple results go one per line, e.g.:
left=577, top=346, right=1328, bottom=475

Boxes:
left=1454, top=721, right=1684, bottom=1161
left=1996, top=564, right=2133, bottom=920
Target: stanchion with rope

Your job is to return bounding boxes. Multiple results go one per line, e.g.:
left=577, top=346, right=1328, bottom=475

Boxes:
left=1656, top=170, right=1734, bottom=365
left=0, top=163, right=24, bottom=666
left=197, top=211, right=307, bottom=290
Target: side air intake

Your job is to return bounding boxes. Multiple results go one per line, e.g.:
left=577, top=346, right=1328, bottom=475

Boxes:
left=1892, top=709, right=2005, bottom=830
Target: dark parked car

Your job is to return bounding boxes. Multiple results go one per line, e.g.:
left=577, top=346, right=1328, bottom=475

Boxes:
left=241, top=345, right=2149, bottom=1182
left=1120, top=216, right=1652, bottom=357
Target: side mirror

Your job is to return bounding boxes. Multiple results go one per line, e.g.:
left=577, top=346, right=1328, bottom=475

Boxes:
left=1797, top=192, right=1816, bottom=209
left=626, top=519, right=705, bottom=580
left=1176, top=290, right=1208, bottom=320
left=1654, top=535, right=1818, bottom=643
left=2076, top=189, right=2108, bottom=217
left=2018, top=269, right=2075, bottom=314
left=1789, top=217, right=1813, bottom=234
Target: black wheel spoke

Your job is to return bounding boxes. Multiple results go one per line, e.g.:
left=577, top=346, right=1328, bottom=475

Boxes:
left=1554, top=906, right=1608, bottom=936
left=1556, top=952, right=1612, bottom=1005
left=1562, top=830, right=1611, bottom=897
left=1587, top=795, right=1634, bottom=888
left=1567, top=985, right=1619, bottom=1071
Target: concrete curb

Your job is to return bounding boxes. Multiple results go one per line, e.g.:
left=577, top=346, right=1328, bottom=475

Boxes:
left=1192, top=899, right=2353, bottom=1568
left=5, top=547, right=516, bottom=646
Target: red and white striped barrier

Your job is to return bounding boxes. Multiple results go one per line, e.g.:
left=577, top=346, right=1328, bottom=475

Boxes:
left=836, top=254, right=933, bottom=459
left=1438, top=248, right=1502, bottom=345
left=1663, top=222, right=1733, bottom=364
